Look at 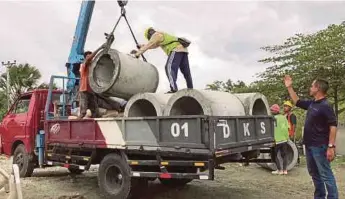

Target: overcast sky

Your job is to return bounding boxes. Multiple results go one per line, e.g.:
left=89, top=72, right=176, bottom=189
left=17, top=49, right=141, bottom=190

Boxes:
left=0, top=0, right=345, bottom=92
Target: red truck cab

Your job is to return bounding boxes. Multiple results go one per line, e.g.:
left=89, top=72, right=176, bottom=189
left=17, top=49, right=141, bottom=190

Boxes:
left=0, top=89, right=61, bottom=177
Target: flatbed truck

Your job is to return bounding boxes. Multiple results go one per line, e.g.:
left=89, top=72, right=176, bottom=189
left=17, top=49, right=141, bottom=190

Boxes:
left=0, top=76, right=275, bottom=199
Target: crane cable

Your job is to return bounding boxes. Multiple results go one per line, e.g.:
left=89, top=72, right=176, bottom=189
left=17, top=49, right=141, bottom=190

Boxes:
left=105, top=2, right=147, bottom=62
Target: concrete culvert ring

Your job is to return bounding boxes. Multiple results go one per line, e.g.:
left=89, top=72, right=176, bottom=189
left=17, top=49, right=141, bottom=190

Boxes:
left=126, top=99, right=157, bottom=117
left=257, top=140, right=299, bottom=171
left=89, top=48, right=160, bottom=99
left=169, top=96, right=204, bottom=115
left=163, top=89, right=245, bottom=116
left=234, top=93, right=270, bottom=116
left=124, top=93, right=172, bottom=117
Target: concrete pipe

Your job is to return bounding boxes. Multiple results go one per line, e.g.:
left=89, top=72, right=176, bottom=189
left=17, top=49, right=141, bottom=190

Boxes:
left=234, top=93, right=270, bottom=115
left=163, top=89, right=245, bottom=116
left=124, top=93, right=172, bottom=117
left=89, top=49, right=159, bottom=100
left=257, top=140, right=299, bottom=171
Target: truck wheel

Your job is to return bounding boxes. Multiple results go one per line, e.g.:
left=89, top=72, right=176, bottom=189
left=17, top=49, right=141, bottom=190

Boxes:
left=98, top=153, right=131, bottom=199
left=68, top=168, right=84, bottom=175
left=13, top=144, right=35, bottom=177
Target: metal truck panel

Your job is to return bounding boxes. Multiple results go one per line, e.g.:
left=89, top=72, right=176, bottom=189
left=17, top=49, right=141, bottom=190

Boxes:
left=212, top=116, right=274, bottom=150
left=45, top=115, right=274, bottom=154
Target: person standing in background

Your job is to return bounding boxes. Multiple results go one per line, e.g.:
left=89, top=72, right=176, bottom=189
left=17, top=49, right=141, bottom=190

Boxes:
left=283, top=100, right=297, bottom=141
left=284, top=75, right=338, bottom=199
left=270, top=104, right=290, bottom=175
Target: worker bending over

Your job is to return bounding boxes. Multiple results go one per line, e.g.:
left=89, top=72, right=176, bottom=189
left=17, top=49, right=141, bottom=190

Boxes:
left=79, top=45, right=105, bottom=118
left=132, top=27, right=194, bottom=93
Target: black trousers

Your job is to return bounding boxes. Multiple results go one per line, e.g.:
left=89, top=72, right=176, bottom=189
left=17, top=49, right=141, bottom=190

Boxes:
left=275, top=142, right=289, bottom=171
left=79, top=91, right=98, bottom=118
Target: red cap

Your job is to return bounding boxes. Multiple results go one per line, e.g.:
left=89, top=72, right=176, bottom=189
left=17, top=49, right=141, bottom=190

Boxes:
left=270, top=104, right=280, bottom=113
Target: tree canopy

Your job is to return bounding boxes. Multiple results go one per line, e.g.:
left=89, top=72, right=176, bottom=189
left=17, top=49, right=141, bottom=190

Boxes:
left=207, top=23, right=345, bottom=118
left=206, top=22, right=345, bottom=138
left=258, top=23, right=345, bottom=118
left=0, top=63, right=41, bottom=103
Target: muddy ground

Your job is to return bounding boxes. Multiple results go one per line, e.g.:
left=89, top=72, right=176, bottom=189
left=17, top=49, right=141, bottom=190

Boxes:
left=0, top=156, right=344, bottom=199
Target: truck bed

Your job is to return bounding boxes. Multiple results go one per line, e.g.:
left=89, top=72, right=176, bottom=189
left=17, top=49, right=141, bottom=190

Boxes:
left=45, top=115, right=274, bottom=156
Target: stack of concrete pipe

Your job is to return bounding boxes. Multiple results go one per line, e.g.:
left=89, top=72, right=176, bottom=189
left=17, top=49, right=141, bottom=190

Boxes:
left=88, top=48, right=298, bottom=171
left=124, top=90, right=271, bottom=118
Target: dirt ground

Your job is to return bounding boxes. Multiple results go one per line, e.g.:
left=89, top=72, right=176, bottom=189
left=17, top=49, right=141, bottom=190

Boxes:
left=0, top=156, right=344, bottom=199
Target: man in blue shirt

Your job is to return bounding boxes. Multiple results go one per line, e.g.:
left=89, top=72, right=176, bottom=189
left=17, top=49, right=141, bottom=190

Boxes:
left=284, top=75, right=338, bottom=199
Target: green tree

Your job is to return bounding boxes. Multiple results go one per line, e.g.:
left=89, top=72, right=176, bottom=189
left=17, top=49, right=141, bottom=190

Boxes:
left=206, top=80, right=225, bottom=91
left=206, top=79, right=256, bottom=93
left=258, top=23, right=345, bottom=118
left=0, top=91, right=8, bottom=119
left=0, top=63, right=41, bottom=105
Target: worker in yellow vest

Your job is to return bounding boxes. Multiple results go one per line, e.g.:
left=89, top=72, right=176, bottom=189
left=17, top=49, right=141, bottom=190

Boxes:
left=283, top=100, right=297, bottom=141
left=131, top=27, right=194, bottom=93
left=270, top=104, right=289, bottom=175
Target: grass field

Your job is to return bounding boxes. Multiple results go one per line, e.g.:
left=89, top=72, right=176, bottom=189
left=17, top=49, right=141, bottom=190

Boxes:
left=1, top=156, right=344, bottom=199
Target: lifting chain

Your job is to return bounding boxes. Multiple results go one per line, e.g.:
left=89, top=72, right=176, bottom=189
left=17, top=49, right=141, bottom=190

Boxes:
left=104, top=0, right=147, bottom=62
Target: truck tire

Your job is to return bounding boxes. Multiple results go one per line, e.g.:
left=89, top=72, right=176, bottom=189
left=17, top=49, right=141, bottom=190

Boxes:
left=98, top=153, right=132, bottom=199
left=13, top=144, right=35, bottom=177
left=68, top=168, right=84, bottom=175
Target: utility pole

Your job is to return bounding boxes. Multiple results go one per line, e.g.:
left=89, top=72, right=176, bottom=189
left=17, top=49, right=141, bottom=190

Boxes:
left=1, top=60, right=16, bottom=110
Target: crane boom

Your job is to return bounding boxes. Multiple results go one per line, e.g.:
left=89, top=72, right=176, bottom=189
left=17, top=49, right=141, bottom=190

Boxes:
left=66, top=0, right=95, bottom=93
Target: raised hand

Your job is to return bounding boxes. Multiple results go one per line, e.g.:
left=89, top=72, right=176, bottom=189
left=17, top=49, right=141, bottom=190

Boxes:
left=284, top=75, right=293, bottom=88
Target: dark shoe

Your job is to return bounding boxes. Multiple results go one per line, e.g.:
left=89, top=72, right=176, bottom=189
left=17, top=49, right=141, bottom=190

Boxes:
left=165, top=90, right=177, bottom=94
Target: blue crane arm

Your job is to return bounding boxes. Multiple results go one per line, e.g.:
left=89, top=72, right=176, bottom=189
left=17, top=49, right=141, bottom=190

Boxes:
left=66, top=0, right=95, bottom=92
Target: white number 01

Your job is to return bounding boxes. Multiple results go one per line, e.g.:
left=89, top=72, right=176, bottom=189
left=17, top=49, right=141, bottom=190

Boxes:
left=171, top=122, right=189, bottom=137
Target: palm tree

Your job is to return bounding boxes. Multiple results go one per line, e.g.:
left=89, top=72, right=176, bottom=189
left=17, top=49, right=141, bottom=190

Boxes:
left=0, top=63, right=41, bottom=103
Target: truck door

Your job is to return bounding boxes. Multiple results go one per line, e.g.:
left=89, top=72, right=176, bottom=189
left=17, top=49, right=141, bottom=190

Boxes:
left=1, top=95, right=31, bottom=155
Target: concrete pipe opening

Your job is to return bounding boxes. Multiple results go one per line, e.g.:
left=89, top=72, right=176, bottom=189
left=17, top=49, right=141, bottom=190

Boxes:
left=126, top=99, right=157, bottom=117
left=92, top=54, right=119, bottom=91
left=124, top=93, right=172, bottom=117
left=252, top=99, right=268, bottom=115
left=169, top=96, right=204, bottom=116
left=164, top=89, right=246, bottom=116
